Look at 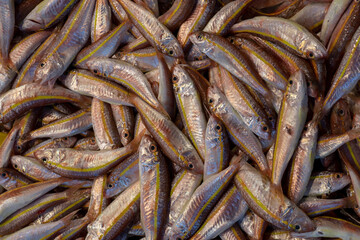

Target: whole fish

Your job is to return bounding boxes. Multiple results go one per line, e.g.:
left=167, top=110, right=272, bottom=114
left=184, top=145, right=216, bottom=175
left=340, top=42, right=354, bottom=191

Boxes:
left=230, top=16, right=327, bottom=60
left=173, top=64, right=207, bottom=161
left=271, top=70, right=308, bottom=187
left=132, top=95, right=204, bottom=174
left=234, top=162, right=315, bottom=232
left=0, top=178, right=67, bottom=223
left=34, top=132, right=143, bottom=178
left=33, top=0, right=96, bottom=86
left=0, top=83, right=90, bottom=124
left=204, top=115, right=230, bottom=180
left=86, top=181, right=140, bottom=240
left=168, top=165, right=237, bottom=239
left=117, top=0, right=184, bottom=57
left=207, top=85, right=270, bottom=175
left=1, top=210, right=76, bottom=240
left=323, top=24, right=360, bottom=115
left=0, top=168, right=32, bottom=191
left=190, top=31, right=272, bottom=99
left=139, top=135, right=170, bottom=240
left=85, top=57, right=166, bottom=114
left=21, top=0, right=79, bottom=31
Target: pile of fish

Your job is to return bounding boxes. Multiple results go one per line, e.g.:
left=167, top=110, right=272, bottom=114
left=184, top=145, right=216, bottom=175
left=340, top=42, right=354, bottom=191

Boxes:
left=1, top=0, right=360, bottom=239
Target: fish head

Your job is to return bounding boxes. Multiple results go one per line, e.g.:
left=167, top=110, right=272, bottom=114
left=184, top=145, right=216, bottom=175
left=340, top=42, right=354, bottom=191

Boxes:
left=189, top=32, right=213, bottom=55
left=0, top=168, right=10, bottom=184
left=288, top=208, right=316, bottom=233
left=120, top=128, right=132, bottom=146
left=330, top=99, right=352, bottom=131
left=21, top=14, right=45, bottom=32
left=139, top=134, right=161, bottom=167
left=299, top=39, right=327, bottom=60
left=86, top=57, right=114, bottom=78
left=160, top=35, right=184, bottom=58
left=205, top=115, right=226, bottom=145
left=180, top=149, right=204, bottom=174
left=207, top=85, right=226, bottom=115
left=255, top=119, right=271, bottom=140
left=34, top=149, right=61, bottom=168
left=285, top=70, right=307, bottom=105
left=35, top=53, right=64, bottom=85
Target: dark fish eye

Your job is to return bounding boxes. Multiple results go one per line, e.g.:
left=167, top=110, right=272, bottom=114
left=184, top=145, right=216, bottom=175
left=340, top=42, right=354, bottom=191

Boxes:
left=14, top=164, right=18, bottom=169
left=150, top=144, right=157, bottom=152
left=289, top=80, right=293, bottom=85
left=123, top=131, right=129, bottom=138
left=262, top=126, right=268, bottom=131
left=197, top=33, right=204, bottom=41
left=40, top=62, right=46, bottom=68
left=168, top=50, right=174, bottom=55
left=108, top=184, right=113, bottom=188
left=294, top=225, right=301, bottom=231
left=93, top=69, right=98, bottom=74
left=208, top=98, right=214, bottom=104
left=188, top=163, right=194, bottom=169
left=16, top=145, right=22, bottom=150
left=336, top=174, right=341, bottom=178
left=308, top=52, right=314, bottom=58
left=1, top=172, right=6, bottom=177
left=63, top=137, right=68, bottom=141
left=42, top=157, right=47, bottom=162
left=338, top=109, right=344, bottom=116
left=172, top=76, right=178, bottom=82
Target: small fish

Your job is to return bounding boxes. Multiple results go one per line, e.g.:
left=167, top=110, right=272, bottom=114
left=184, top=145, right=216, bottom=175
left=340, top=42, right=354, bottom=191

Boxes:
left=21, top=0, right=79, bottom=31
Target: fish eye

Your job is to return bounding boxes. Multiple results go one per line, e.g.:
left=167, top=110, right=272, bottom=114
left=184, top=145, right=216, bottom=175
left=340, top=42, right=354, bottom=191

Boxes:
left=262, top=126, right=268, bottom=131
left=308, top=52, right=315, bottom=59
left=294, top=224, right=301, bottom=231
left=208, top=98, right=214, bottom=104
left=1, top=172, right=7, bottom=177
left=91, top=139, right=96, bottom=144
left=229, top=38, right=234, bottom=44
left=150, top=144, right=157, bottom=152
left=172, top=76, right=178, bottom=82
left=197, top=33, right=204, bottom=41
left=188, top=163, right=194, bottom=169
left=14, top=164, right=18, bottom=169
left=338, top=109, right=345, bottom=116
left=93, top=69, right=98, bottom=74
left=103, top=72, right=108, bottom=77
left=269, top=117, right=273, bottom=121
left=336, top=174, right=341, bottom=178
left=289, top=80, right=293, bottom=85
left=195, top=57, right=199, bottom=61
left=122, top=130, right=129, bottom=139
left=16, top=145, right=22, bottom=150
left=215, top=124, right=222, bottom=131
left=63, top=137, right=68, bottom=141
left=40, top=62, right=46, bottom=68
left=168, top=49, right=174, bottom=56
left=108, top=184, right=113, bottom=188
left=41, top=157, right=47, bottom=162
